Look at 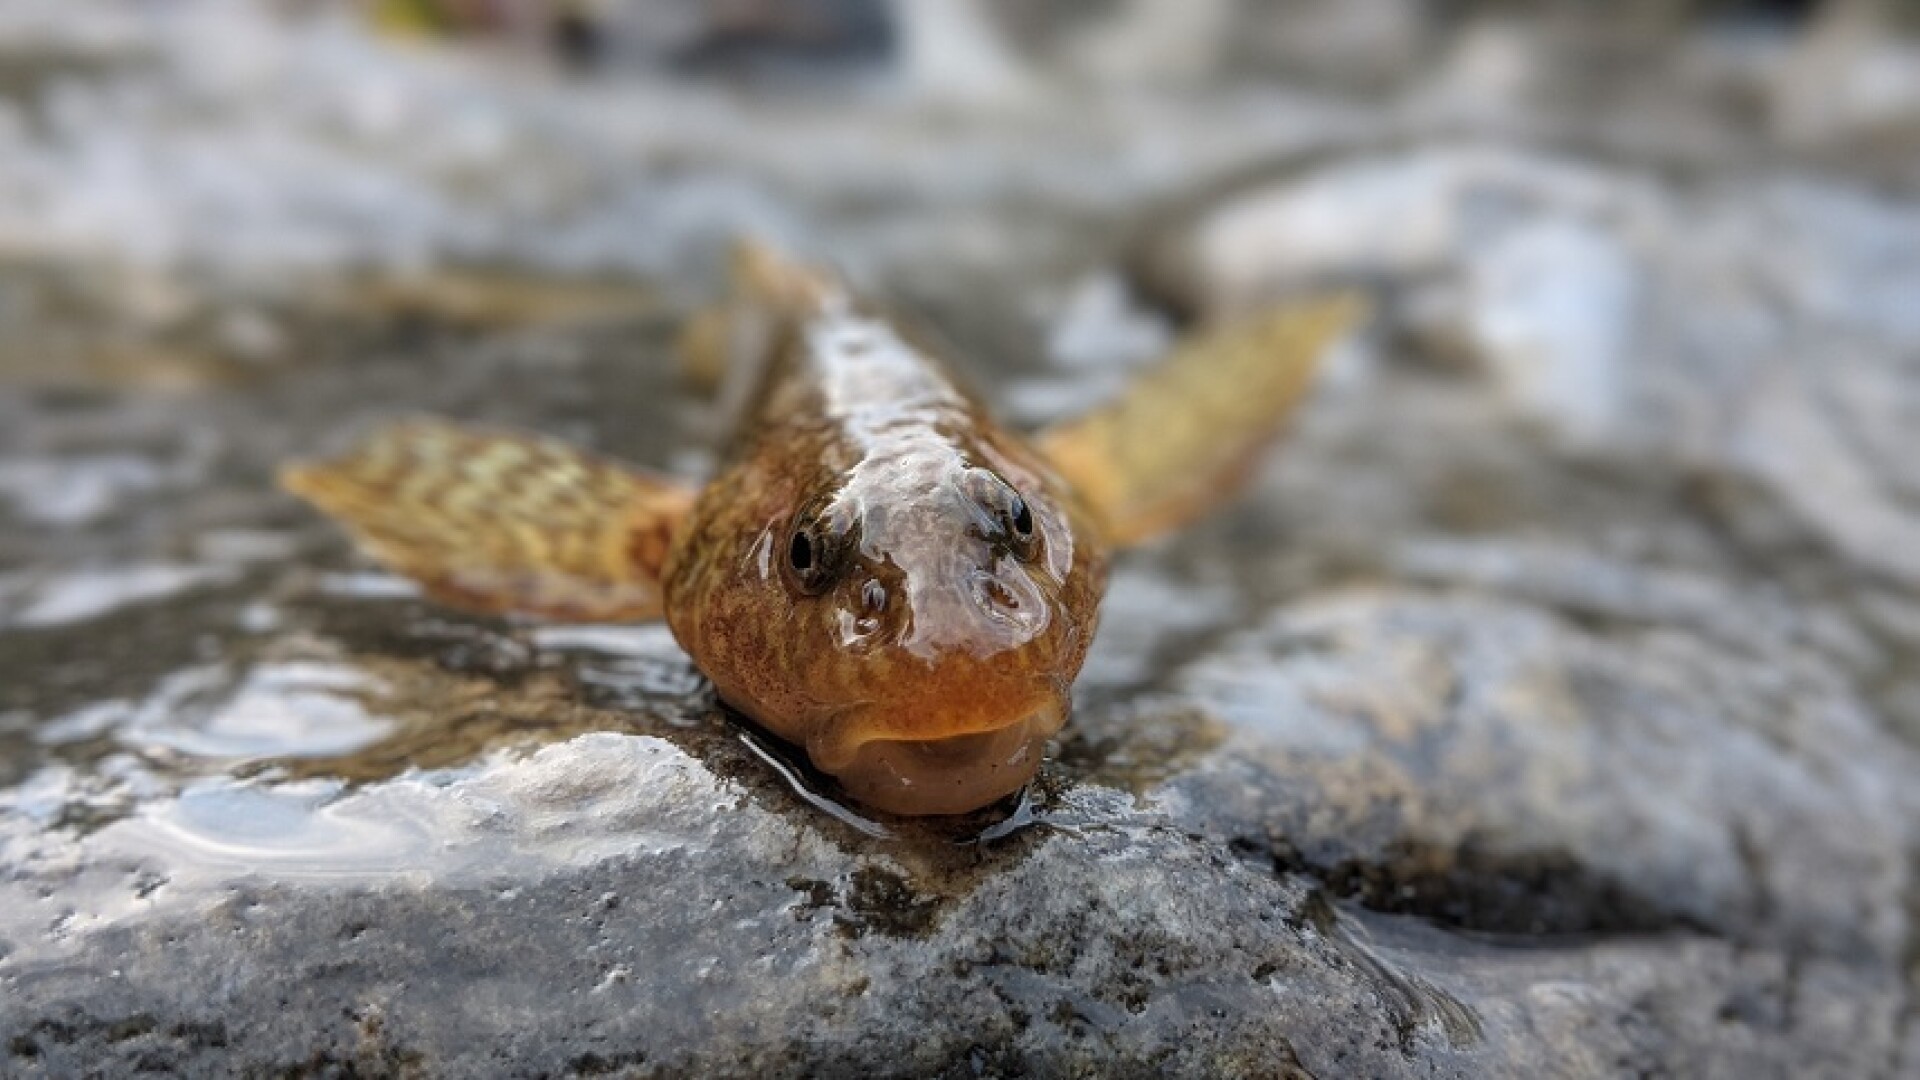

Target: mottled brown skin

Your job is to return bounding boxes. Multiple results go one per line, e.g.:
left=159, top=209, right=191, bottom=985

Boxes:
left=663, top=291, right=1108, bottom=815
left=282, top=245, right=1354, bottom=816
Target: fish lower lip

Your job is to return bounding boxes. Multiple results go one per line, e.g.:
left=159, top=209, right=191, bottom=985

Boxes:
left=826, top=705, right=1064, bottom=816
left=910, top=724, right=1029, bottom=763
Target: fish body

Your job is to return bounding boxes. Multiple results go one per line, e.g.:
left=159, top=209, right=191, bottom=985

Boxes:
left=283, top=244, right=1359, bottom=815
left=662, top=255, right=1106, bottom=813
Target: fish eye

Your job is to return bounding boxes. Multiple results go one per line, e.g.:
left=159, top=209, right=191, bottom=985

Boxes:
left=1009, top=495, right=1034, bottom=540
left=1004, top=494, right=1040, bottom=561
left=782, top=501, right=849, bottom=596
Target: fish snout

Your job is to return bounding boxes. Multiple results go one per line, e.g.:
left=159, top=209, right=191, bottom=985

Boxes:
left=883, top=551, right=1058, bottom=661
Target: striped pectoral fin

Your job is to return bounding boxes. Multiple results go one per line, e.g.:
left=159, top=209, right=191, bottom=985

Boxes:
left=280, top=420, right=696, bottom=622
left=1037, top=293, right=1365, bottom=547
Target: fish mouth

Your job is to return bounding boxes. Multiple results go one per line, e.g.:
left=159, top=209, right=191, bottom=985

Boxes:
left=827, top=699, right=1066, bottom=816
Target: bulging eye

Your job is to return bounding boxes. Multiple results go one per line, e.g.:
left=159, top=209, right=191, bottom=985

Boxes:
left=1008, top=494, right=1034, bottom=540
left=961, top=467, right=1041, bottom=562
left=782, top=500, right=851, bottom=596
left=1001, top=491, right=1041, bottom=562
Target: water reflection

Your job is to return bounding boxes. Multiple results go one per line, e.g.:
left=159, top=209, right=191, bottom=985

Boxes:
left=1308, top=895, right=1485, bottom=1050
left=530, top=623, right=709, bottom=714
left=261, top=660, right=640, bottom=784
left=124, top=661, right=393, bottom=760
left=128, top=779, right=427, bottom=878
left=0, top=732, right=732, bottom=951
left=6, top=618, right=705, bottom=837
left=1, top=563, right=235, bottom=628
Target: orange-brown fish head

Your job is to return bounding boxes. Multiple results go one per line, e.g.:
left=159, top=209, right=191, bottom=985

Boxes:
left=663, top=435, right=1107, bottom=815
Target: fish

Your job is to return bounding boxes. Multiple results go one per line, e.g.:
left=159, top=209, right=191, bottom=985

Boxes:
left=281, top=243, right=1361, bottom=815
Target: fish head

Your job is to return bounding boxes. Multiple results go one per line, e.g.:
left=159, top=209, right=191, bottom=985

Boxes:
left=665, top=431, right=1106, bottom=815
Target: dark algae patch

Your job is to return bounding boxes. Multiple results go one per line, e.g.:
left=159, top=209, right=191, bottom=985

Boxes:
left=842, top=865, right=946, bottom=938
left=1243, top=834, right=1701, bottom=938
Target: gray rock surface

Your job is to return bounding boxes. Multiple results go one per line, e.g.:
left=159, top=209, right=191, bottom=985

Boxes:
left=5, top=1, right=1920, bottom=1076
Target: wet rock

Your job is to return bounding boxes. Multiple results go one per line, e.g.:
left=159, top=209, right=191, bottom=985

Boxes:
left=1, top=731, right=1909, bottom=1078
left=1772, top=2, right=1920, bottom=165
left=1132, top=147, right=1651, bottom=319
left=1163, top=589, right=1918, bottom=957
left=1140, top=144, right=1920, bottom=588
left=6, top=1, right=1920, bottom=1076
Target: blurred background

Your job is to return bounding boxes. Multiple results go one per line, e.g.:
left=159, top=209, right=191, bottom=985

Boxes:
left=6, top=2, right=1920, bottom=1075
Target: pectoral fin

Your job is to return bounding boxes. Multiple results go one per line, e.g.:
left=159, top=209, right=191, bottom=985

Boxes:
left=281, top=420, right=695, bottom=622
left=1038, top=294, right=1364, bottom=547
